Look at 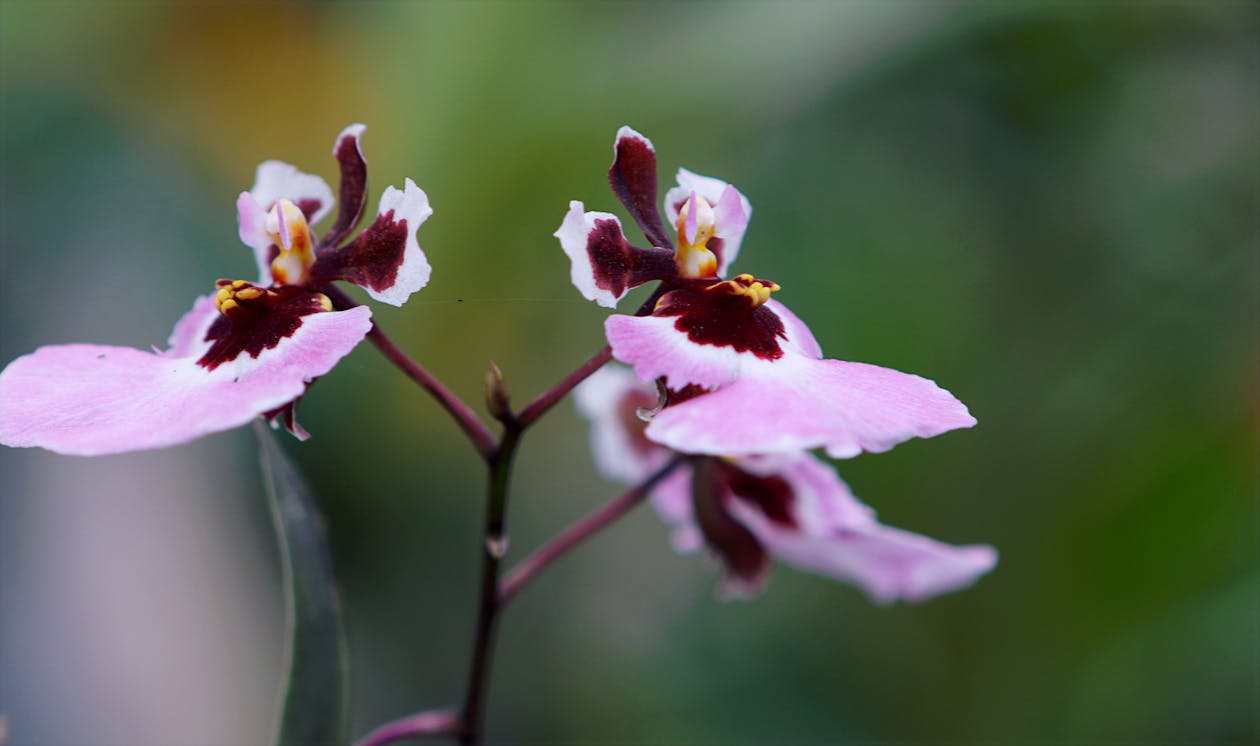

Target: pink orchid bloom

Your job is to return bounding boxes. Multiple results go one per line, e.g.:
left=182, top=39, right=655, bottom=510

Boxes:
left=576, top=366, right=997, bottom=601
left=0, top=124, right=433, bottom=456
left=557, top=127, right=975, bottom=458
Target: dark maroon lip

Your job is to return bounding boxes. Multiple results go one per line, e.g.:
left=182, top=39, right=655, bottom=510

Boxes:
left=197, top=285, right=329, bottom=370
left=653, top=282, right=787, bottom=360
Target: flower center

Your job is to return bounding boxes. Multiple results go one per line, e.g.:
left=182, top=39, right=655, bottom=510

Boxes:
left=267, top=198, right=316, bottom=285
left=674, top=192, right=718, bottom=279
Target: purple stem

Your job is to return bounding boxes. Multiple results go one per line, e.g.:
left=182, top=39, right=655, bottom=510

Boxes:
left=515, top=346, right=612, bottom=429
left=325, top=285, right=497, bottom=460
left=355, top=708, right=461, bottom=746
left=498, top=455, right=686, bottom=608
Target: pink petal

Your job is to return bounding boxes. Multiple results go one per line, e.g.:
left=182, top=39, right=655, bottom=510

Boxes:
left=605, top=300, right=820, bottom=390
left=0, top=304, right=371, bottom=455
left=731, top=495, right=997, bottom=603
left=310, top=179, right=433, bottom=307
left=645, top=354, right=976, bottom=457
left=764, top=299, right=822, bottom=359
left=608, top=126, right=673, bottom=249
left=249, top=160, right=334, bottom=226
left=605, top=314, right=768, bottom=389
left=321, top=123, right=369, bottom=249
left=164, top=294, right=220, bottom=358
left=555, top=202, right=675, bottom=309
left=664, top=168, right=752, bottom=276
left=573, top=365, right=671, bottom=483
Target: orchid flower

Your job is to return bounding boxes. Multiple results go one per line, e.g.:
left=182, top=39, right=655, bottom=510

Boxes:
left=557, top=127, right=975, bottom=458
left=0, top=124, right=432, bottom=455
left=576, top=366, right=997, bottom=600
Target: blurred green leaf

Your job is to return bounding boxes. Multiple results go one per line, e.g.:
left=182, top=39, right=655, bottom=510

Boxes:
left=256, top=423, right=349, bottom=746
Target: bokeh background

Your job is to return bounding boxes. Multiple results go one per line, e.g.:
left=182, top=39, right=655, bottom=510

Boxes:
left=1, top=1, right=1256, bottom=744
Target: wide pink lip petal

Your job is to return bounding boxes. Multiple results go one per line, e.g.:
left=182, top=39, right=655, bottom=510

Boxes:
left=249, top=159, right=335, bottom=227
left=0, top=305, right=371, bottom=456
left=644, top=355, right=975, bottom=457
left=731, top=496, right=997, bottom=603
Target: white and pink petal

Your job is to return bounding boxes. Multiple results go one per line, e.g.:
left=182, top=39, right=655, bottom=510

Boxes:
left=555, top=202, right=675, bottom=309
left=310, top=179, right=433, bottom=307
left=0, top=301, right=371, bottom=456
left=730, top=495, right=997, bottom=604
left=644, top=355, right=976, bottom=458
left=573, top=365, right=671, bottom=484
left=249, top=160, right=335, bottom=226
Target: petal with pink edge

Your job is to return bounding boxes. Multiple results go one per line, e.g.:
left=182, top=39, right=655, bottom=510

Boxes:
left=0, top=304, right=371, bottom=455
left=310, top=179, right=432, bottom=307
left=164, top=294, right=221, bottom=358
left=609, top=126, right=674, bottom=249
left=573, top=365, right=671, bottom=483
left=731, top=495, right=997, bottom=603
left=249, top=160, right=335, bottom=226
left=237, top=193, right=277, bottom=285
left=644, top=354, right=976, bottom=457
left=664, top=169, right=752, bottom=276
left=555, top=202, right=675, bottom=309
left=605, top=314, right=771, bottom=390
left=605, top=300, right=820, bottom=389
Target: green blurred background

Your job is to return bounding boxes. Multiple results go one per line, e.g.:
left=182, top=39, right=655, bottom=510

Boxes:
left=1, top=1, right=1256, bottom=744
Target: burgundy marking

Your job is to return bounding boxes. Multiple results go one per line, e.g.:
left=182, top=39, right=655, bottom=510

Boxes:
left=692, top=458, right=769, bottom=587
left=609, top=134, right=674, bottom=249
left=654, top=283, right=786, bottom=360
left=616, top=388, right=660, bottom=458
left=197, top=287, right=328, bottom=370
left=715, top=461, right=797, bottom=528
left=586, top=218, right=676, bottom=297
left=321, top=132, right=369, bottom=249
left=310, top=209, right=407, bottom=291
left=296, top=199, right=324, bottom=223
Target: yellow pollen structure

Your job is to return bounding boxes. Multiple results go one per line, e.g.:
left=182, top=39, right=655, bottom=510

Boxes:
left=215, top=279, right=277, bottom=318
left=674, top=194, right=719, bottom=279
left=709, top=273, right=781, bottom=308
left=267, top=198, right=316, bottom=285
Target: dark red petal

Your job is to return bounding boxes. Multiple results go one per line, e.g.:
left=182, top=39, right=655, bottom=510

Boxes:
left=321, top=126, right=369, bottom=248
left=692, top=457, right=770, bottom=588
left=715, top=460, right=797, bottom=528
left=310, top=208, right=407, bottom=293
left=587, top=217, right=677, bottom=298
left=654, top=283, right=786, bottom=360
left=609, top=129, right=674, bottom=249
left=197, top=286, right=330, bottom=371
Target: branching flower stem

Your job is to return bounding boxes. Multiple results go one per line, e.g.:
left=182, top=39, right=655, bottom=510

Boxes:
left=499, top=455, right=686, bottom=608
left=325, top=285, right=497, bottom=460
left=352, top=285, right=670, bottom=746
